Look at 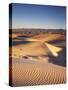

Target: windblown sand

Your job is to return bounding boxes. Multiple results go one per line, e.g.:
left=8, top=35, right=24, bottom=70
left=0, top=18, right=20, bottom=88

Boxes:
left=10, top=33, right=66, bottom=86
left=12, top=58, right=66, bottom=86
left=12, top=42, right=50, bottom=57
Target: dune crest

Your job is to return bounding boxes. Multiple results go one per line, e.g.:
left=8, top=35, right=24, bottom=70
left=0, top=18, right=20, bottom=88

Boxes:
left=44, top=42, right=62, bottom=56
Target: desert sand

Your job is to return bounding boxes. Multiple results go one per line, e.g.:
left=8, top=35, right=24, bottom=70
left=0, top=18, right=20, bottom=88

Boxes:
left=10, top=31, right=66, bottom=86
left=12, top=58, right=66, bottom=86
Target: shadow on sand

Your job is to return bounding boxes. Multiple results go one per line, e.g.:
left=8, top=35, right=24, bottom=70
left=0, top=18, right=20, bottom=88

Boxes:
left=49, top=48, right=66, bottom=67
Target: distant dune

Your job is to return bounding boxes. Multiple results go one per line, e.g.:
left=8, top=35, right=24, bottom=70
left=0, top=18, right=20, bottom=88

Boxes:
left=32, top=33, right=65, bottom=42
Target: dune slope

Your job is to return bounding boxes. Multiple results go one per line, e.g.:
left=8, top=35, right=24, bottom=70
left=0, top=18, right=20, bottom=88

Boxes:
left=12, top=58, right=66, bottom=86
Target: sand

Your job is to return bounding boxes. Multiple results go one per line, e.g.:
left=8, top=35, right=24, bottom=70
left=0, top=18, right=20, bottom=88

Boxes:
left=10, top=32, right=66, bottom=86
left=12, top=58, right=66, bottom=86
left=12, top=42, right=50, bottom=57
left=32, top=33, right=65, bottom=42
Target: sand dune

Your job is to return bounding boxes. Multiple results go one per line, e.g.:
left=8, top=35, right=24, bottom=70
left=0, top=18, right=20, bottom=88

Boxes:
left=12, top=42, right=50, bottom=57
left=32, top=33, right=65, bottom=42
left=44, top=42, right=62, bottom=56
left=10, top=32, right=66, bottom=86
left=12, top=58, right=66, bottom=86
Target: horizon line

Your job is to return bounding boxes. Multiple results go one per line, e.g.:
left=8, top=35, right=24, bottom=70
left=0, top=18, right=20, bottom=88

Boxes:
left=9, top=28, right=66, bottom=30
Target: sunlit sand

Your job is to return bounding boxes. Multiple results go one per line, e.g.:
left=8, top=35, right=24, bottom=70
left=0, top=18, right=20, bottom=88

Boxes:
left=10, top=31, right=66, bottom=86
left=12, top=58, right=66, bottom=86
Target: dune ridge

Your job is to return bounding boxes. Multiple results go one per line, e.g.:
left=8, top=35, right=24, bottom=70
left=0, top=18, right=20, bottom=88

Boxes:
left=10, top=31, right=66, bottom=86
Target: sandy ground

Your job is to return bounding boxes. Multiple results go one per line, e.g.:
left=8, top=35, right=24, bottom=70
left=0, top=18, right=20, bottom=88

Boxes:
left=10, top=32, right=66, bottom=86
left=12, top=42, right=50, bottom=57
left=11, top=43, right=66, bottom=86
left=12, top=58, right=66, bottom=86
left=32, top=33, right=65, bottom=42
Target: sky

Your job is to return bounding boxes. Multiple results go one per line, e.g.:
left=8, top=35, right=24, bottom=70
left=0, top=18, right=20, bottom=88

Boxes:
left=11, top=3, right=66, bottom=29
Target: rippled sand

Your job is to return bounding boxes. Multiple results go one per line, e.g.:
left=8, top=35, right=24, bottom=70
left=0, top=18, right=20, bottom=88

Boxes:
left=12, top=58, right=66, bottom=86
left=10, top=32, right=66, bottom=86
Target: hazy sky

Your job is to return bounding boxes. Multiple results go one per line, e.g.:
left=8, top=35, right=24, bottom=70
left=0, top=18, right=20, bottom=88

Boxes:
left=11, top=3, right=66, bottom=29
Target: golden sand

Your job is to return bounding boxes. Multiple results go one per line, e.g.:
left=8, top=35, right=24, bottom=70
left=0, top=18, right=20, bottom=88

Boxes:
left=12, top=58, right=66, bottom=86
left=10, top=33, right=66, bottom=86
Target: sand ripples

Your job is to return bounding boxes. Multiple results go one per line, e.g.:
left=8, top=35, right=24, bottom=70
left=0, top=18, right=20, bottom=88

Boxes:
left=12, top=59, right=66, bottom=86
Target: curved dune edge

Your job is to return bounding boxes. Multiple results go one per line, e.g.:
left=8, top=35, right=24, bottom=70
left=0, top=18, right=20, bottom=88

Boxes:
left=12, top=59, right=66, bottom=86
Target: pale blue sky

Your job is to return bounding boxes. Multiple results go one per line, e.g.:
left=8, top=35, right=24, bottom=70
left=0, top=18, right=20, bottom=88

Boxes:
left=11, top=3, right=66, bottom=29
